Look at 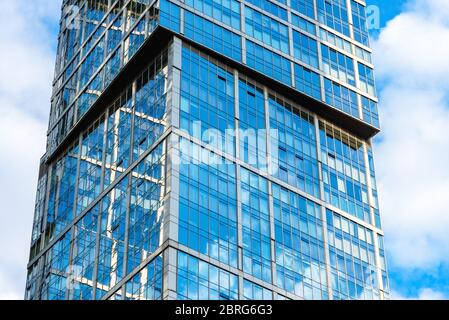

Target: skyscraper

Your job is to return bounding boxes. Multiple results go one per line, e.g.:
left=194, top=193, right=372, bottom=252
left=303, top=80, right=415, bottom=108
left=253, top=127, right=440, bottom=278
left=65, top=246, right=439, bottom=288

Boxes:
left=26, top=0, right=389, bottom=300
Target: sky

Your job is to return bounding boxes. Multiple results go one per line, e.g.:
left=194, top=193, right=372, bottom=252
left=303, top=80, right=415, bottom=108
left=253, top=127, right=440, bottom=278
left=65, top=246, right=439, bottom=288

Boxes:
left=0, top=0, right=449, bottom=300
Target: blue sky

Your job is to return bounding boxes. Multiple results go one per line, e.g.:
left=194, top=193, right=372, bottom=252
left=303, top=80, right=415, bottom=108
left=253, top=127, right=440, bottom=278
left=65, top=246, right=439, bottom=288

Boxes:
left=368, top=0, right=449, bottom=299
left=1, top=0, right=449, bottom=300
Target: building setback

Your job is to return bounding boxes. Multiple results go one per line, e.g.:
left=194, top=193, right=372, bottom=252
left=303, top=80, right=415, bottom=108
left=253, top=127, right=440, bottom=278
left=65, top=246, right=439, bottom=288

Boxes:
left=26, top=0, right=389, bottom=300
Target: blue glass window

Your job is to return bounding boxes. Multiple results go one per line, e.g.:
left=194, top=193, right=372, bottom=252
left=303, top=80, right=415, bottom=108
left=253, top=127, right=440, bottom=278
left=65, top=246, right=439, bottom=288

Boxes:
left=96, top=177, right=129, bottom=299
left=351, top=1, right=370, bottom=46
left=317, top=0, right=350, bottom=37
left=319, top=121, right=371, bottom=223
left=184, top=11, right=242, bottom=62
left=104, top=90, right=133, bottom=189
left=324, top=78, right=359, bottom=118
left=361, top=96, right=379, bottom=128
left=358, top=62, right=376, bottom=96
left=243, top=280, right=273, bottom=299
left=377, top=235, right=390, bottom=293
left=327, top=209, right=380, bottom=300
left=273, top=184, right=328, bottom=299
left=292, top=13, right=317, bottom=36
left=269, top=96, right=320, bottom=198
left=244, top=6, right=289, bottom=54
left=77, top=118, right=105, bottom=215
left=178, top=138, right=238, bottom=268
left=239, top=79, right=267, bottom=170
left=68, top=205, right=99, bottom=300
left=46, top=143, right=79, bottom=242
left=355, top=46, right=372, bottom=64
left=133, top=53, right=168, bottom=160
left=177, top=251, right=239, bottom=300
left=245, top=0, right=288, bottom=21
left=180, top=46, right=236, bottom=156
left=295, top=64, right=321, bottom=100
left=321, top=44, right=356, bottom=86
left=319, top=27, right=353, bottom=55
left=292, top=31, right=319, bottom=68
left=160, top=0, right=181, bottom=32
left=240, top=168, right=272, bottom=283
left=124, top=255, right=163, bottom=300
left=126, top=144, right=165, bottom=275
left=291, top=0, right=315, bottom=19
left=246, top=40, right=291, bottom=85
left=184, top=0, right=241, bottom=30
left=40, top=232, right=71, bottom=300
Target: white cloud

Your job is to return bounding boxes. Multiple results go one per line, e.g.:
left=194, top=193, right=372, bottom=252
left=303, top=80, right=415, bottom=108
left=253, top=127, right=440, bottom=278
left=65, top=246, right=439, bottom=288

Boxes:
left=0, top=0, right=62, bottom=300
left=418, top=288, right=447, bottom=300
left=391, top=288, right=447, bottom=300
left=373, top=0, right=449, bottom=270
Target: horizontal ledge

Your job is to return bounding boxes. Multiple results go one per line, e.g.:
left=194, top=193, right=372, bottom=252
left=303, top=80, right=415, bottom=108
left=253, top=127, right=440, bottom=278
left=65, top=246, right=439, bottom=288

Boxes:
left=46, top=26, right=379, bottom=164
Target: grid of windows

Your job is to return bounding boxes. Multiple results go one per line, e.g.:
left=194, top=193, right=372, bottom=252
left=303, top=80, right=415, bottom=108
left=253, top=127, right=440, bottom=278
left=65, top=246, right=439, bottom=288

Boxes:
left=30, top=174, right=47, bottom=260
left=355, top=46, right=373, bottom=64
left=68, top=205, right=100, bottom=300
left=319, top=121, right=371, bottom=223
left=324, top=78, right=359, bottom=118
left=351, top=0, right=370, bottom=46
left=291, top=0, right=315, bottom=19
left=96, top=177, right=129, bottom=299
left=77, top=118, right=105, bottom=215
left=358, top=62, right=376, bottom=96
left=124, top=255, right=163, bottom=300
left=126, top=144, right=166, bottom=275
left=367, top=145, right=380, bottom=227
left=104, top=90, right=133, bottom=189
left=78, top=36, right=105, bottom=97
left=160, top=0, right=181, bottom=32
left=269, top=96, right=320, bottom=198
left=317, top=0, right=350, bottom=37
left=178, top=138, right=239, bottom=268
left=295, top=64, right=321, bottom=100
left=50, top=0, right=160, bottom=152
left=180, top=46, right=236, bottom=156
left=31, top=137, right=167, bottom=301
left=246, top=0, right=288, bottom=21
left=45, top=143, right=79, bottom=243
left=243, top=279, right=273, bottom=299
left=25, top=261, right=41, bottom=300
left=177, top=251, right=239, bottom=300
left=319, top=27, right=353, bottom=56
left=273, top=184, right=328, bottom=299
left=292, top=31, right=319, bottom=69
left=240, top=168, right=272, bottom=283
left=244, top=6, right=289, bottom=54
left=124, top=5, right=147, bottom=60
left=378, top=235, right=390, bottom=296
left=292, top=13, right=317, bottom=36
left=321, top=44, right=356, bottom=87
left=184, top=0, right=241, bottom=30
left=184, top=10, right=242, bottom=62
left=238, top=79, right=267, bottom=170
left=246, top=40, right=292, bottom=85
left=133, top=54, right=168, bottom=160
left=361, top=96, right=379, bottom=128
left=40, top=232, right=71, bottom=300
left=327, top=210, right=380, bottom=300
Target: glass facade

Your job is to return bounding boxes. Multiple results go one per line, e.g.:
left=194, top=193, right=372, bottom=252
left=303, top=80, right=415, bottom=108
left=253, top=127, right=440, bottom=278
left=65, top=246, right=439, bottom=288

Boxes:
left=26, top=0, right=389, bottom=300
